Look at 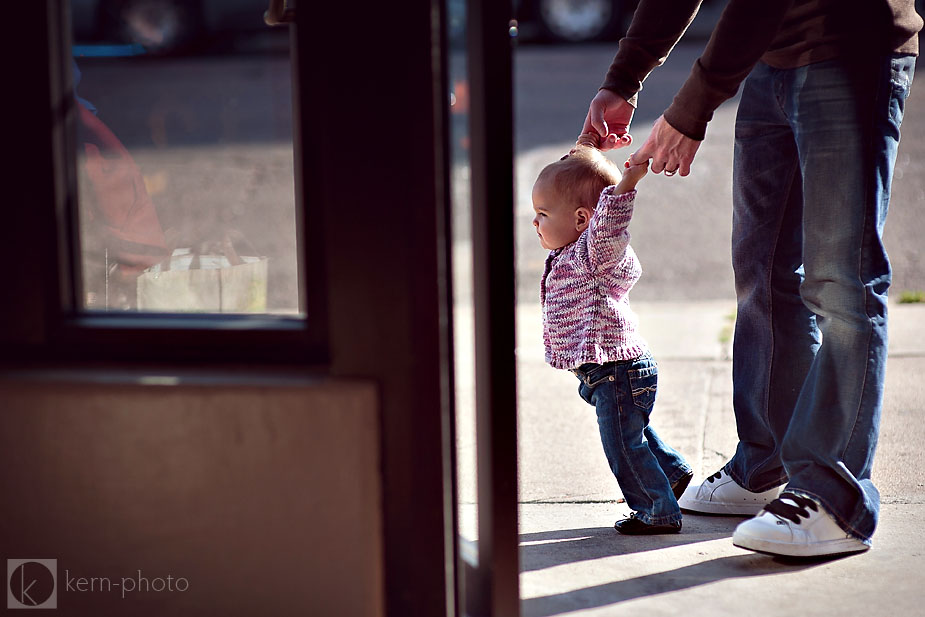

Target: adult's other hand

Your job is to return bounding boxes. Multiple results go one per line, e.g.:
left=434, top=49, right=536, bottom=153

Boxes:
left=629, top=115, right=701, bottom=176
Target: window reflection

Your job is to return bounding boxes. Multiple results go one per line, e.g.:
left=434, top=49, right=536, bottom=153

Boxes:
left=448, top=0, right=479, bottom=561
left=71, top=4, right=298, bottom=314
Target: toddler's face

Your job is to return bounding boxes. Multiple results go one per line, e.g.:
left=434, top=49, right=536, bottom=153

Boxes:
left=532, top=178, right=582, bottom=250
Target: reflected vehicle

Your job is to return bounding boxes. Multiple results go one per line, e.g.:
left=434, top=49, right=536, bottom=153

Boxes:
left=449, top=1, right=639, bottom=45
left=70, top=0, right=275, bottom=55
left=516, top=0, right=639, bottom=43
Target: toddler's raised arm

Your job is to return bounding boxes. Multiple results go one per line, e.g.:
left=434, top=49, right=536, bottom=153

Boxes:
left=615, top=159, right=649, bottom=194
left=573, top=187, right=641, bottom=301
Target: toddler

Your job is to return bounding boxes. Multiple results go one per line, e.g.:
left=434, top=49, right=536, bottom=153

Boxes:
left=533, top=135, right=692, bottom=534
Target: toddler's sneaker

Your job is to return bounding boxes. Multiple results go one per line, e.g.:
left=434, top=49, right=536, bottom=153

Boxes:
left=614, top=512, right=681, bottom=535
left=732, top=492, right=870, bottom=557
left=678, top=468, right=783, bottom=515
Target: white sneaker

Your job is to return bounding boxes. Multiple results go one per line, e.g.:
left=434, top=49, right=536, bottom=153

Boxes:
left=678, top=468, right=783, bottom=515
left=733, top=492, right=870, bottom=557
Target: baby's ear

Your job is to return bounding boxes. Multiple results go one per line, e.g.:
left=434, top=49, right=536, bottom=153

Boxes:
left=574, top=207, right=592, bottom=232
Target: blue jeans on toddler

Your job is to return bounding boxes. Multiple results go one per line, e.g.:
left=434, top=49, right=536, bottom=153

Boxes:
left=574, top=353, right=691, bottom=525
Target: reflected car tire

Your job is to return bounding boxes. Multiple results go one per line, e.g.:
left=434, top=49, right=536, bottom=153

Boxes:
left=534, top=0, right=623, bottom=43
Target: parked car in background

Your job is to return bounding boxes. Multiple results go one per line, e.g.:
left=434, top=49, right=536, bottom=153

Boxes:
left=70, top=0, right=275, bottom=55
left=447, top=0, right=638, bottom=46
left=516, top=0, right=638, bottom=43
left=71, top=0, right=643, bottom=56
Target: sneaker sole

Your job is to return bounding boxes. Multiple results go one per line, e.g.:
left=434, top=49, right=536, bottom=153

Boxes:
left=732, top=533, right=870, bottom=557
left=677, top=496, right=767, bottom=516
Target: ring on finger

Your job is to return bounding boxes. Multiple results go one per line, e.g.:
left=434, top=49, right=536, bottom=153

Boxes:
left=664, top=169, right=677, bottom=176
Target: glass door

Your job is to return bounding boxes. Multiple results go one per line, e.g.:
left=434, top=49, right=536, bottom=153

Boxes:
left=449, top=1, right=520, bottom=615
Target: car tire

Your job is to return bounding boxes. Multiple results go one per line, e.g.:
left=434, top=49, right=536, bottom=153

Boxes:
left=104, top=0, right=204, bottom=55
left=534, top=0, right=625, bottom=43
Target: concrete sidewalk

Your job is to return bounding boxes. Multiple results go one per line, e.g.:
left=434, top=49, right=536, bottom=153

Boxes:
left=513, top=300, right=925, bottom=616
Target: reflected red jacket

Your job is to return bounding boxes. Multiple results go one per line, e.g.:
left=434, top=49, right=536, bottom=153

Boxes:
left=78, top=101, right=167, bottom=275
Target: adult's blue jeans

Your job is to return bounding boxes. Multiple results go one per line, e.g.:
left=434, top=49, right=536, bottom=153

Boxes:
left=727, top=54, right=915, bottom=542
left=574, top=354, right=691, bottom=525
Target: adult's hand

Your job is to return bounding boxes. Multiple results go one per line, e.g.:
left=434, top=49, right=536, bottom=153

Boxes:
left=581, top=89, right=634, bottom=151
left=629, top=115, right=701, bottom=176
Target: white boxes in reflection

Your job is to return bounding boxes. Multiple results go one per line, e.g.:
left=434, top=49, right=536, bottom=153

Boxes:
left=137, top=248, right=268, bottom=313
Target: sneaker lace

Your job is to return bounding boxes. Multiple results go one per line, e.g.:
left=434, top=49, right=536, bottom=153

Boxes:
left=764, top=492, right=818, bottom=524
left=706, top=470, right=724, bottom=483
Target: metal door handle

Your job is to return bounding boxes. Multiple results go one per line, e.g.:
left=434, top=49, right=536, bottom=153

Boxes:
left=265, top=0, right=295, bottom=25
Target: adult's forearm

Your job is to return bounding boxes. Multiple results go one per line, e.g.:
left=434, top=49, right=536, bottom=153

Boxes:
left=663, top=0, right=794, bottom=140
left=600, top=0, right=704, bottom=104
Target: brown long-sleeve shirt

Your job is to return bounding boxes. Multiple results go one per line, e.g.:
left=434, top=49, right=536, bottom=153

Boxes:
left=601, top=0, right=923, bottom=140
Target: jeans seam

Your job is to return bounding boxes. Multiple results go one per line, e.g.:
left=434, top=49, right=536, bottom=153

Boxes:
left=638, top=512, right=682, bottom=525
left=842, top=54, right=888, bottom=471
left=667, top=467, right=693, bottom=485
left=613, top=381, right=657, bottom=516
left=842, top=282, right=874, bottom=470
left=742, top=125, right=800, bottom=489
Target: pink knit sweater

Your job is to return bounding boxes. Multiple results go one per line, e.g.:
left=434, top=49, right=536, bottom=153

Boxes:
left=541, top=186, right=648, bottom=369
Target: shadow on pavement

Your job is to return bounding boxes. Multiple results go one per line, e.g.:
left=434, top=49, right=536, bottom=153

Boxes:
left=521, top=551, right=850, bottom=616
left=520, top=515, right=743, bottom=572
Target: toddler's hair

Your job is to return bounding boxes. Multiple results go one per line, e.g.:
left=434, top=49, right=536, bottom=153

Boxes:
left=537, top=145, right=622, bottom=211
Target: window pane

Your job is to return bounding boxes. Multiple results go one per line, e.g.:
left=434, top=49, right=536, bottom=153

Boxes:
left=71, top=1, right=300, bottom=315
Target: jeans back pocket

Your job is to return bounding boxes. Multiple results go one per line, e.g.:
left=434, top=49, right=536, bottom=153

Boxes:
left=628, top=365, right=658, bottom=409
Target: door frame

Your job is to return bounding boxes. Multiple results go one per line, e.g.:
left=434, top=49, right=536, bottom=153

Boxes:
left=2, top=1, right=519, bottom=615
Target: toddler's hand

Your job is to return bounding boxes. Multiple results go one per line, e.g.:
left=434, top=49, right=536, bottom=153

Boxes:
left=617, top=158, right=649, bottom=193
left=575, top=131, right=601, bottom=149
left=561, top=131, right=602, bottom=159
